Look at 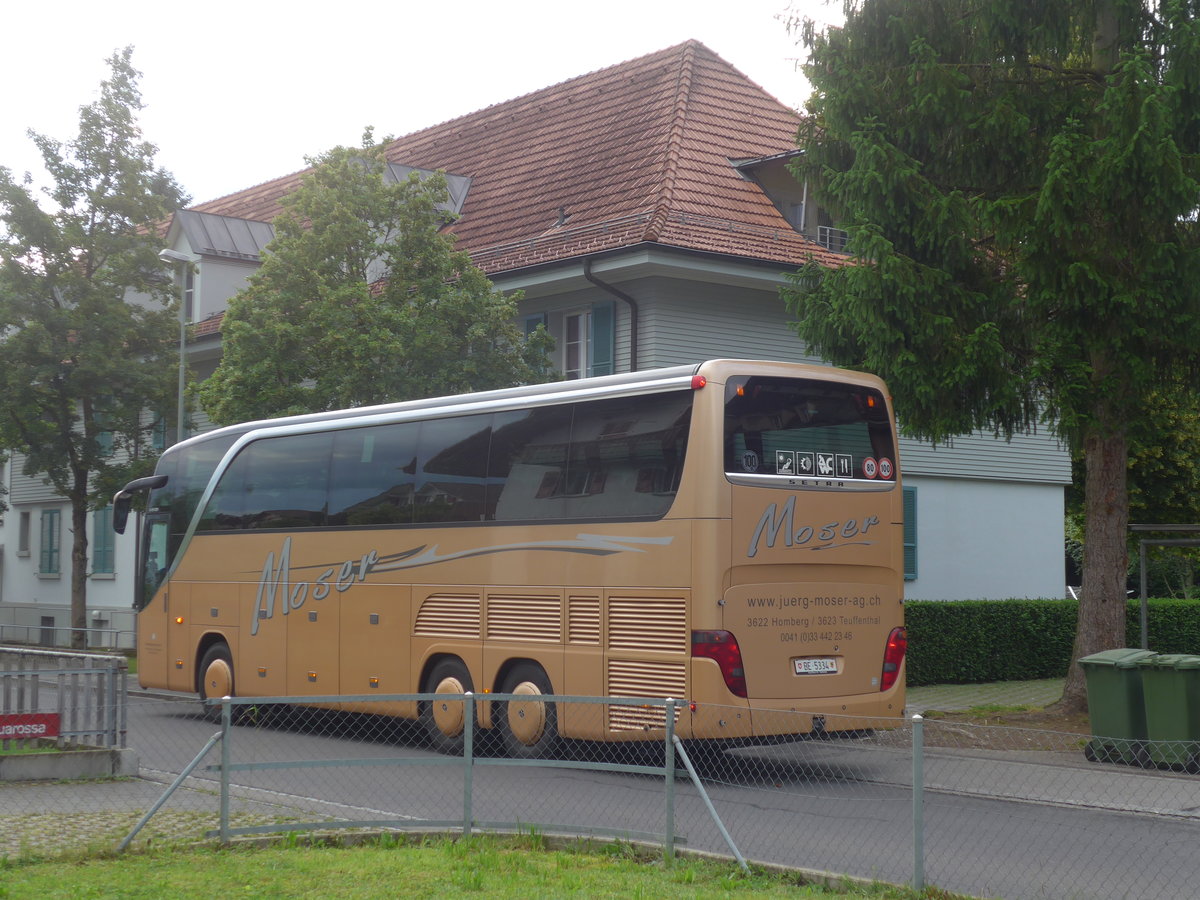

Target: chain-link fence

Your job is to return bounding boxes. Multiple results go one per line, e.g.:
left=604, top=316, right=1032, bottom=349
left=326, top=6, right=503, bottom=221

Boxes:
left=6, top=688, right=1200, bottom=899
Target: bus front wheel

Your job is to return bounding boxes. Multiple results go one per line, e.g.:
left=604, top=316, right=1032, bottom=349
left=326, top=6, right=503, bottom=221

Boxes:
left=499, top=663, right=559, bottom=758
left=421, top=658, right=475, bottom=754
left=198, top=643, right=235, bottom=723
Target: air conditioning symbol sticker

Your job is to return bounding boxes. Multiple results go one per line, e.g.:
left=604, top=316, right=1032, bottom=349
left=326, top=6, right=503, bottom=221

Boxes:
left=816, top=453, right=835, bottom=476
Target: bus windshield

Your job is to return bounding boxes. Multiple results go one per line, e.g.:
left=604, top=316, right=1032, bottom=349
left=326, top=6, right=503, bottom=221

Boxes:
left=137, top=432, right=239, bottom=608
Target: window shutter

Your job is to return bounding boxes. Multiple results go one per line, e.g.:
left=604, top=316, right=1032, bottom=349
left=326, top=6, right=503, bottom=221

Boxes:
left=903, top=486, right=917, bottom=581
left=40, top=509, right=61, bottom=575
left=589, top=301, right=614, bottom=376
left=93, top=507, right=115, bottom=574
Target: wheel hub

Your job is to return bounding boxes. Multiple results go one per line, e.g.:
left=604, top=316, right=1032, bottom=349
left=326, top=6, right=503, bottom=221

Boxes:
left=203, top=658, right=233, bottom=699
left=431, top=675, right=467, bottom=737
left=508, top=681, right=546, bottom=746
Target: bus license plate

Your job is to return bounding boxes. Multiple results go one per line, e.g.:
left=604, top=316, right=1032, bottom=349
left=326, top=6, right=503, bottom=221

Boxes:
left=794, top=657, right=837, bottom=675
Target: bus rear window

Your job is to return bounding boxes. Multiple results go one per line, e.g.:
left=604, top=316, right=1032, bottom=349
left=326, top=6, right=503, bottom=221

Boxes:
left=724, top=376, right=896, bottom=482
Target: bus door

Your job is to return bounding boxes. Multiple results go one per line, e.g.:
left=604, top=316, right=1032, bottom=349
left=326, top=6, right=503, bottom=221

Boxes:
left=135, top=512, right=174, bottom=691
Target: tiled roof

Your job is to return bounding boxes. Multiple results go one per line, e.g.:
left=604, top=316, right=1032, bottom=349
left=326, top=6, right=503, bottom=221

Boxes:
left=189, top=40, right=844, bottom=274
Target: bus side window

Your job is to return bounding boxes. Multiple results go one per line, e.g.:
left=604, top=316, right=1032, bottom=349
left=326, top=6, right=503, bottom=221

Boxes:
left=329, top=424, right=417, bottom=526
left=415, top=414, right=493, bottom=524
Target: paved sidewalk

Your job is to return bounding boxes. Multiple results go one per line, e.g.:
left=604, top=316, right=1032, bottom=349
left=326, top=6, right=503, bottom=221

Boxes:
left=906, top=677, right=1065, bottom=714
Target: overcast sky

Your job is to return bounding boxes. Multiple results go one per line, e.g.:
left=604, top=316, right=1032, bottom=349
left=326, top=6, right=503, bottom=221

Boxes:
left=3, top=0, right=843, bottom=207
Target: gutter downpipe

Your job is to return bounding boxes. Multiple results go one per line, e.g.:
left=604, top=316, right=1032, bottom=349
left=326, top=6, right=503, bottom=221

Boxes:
left=583, top=257, right=638, bottom=372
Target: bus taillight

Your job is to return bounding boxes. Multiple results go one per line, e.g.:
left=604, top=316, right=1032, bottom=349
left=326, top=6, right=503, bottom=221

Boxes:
left=880, top=627, right=907, bottom=692
left=691, top=630, right=747, bottom=698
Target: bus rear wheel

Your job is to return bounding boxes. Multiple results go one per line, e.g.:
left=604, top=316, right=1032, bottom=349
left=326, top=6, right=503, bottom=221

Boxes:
left=499, top=663, right=559, bottom=758
left=421, top=658, right=475, bottom=754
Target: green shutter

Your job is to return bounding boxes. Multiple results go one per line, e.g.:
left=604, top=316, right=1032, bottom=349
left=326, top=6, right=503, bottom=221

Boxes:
left=152, top=415, right=168, bottom=452
left=40, top=509, right=61, bottom=575
left=589, top=301, right=614, bottom=376
left=93, top=507, right=114, bottom=574
left=523, top=312, right=547, bottom=337
left=903, top=486, right=917, bottom=581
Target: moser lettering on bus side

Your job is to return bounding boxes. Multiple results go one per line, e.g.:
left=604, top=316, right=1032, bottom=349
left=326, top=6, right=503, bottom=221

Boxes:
left=252, top=537, right=380, bottom=635
left=251, top=533, right=675, bottom=635
left=747, top=495, right=880, bottom=558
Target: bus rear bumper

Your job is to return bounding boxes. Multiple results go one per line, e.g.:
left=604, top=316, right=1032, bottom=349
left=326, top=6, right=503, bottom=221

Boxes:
left=679, top=688, right=905, bottom=742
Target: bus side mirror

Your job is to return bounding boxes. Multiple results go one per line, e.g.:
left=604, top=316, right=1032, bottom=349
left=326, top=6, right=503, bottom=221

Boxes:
left=112, top=474, right=169, bottom=534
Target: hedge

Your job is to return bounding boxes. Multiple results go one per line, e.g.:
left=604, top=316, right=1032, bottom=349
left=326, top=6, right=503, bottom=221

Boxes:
left=905, top=598, right=1200, bottom=686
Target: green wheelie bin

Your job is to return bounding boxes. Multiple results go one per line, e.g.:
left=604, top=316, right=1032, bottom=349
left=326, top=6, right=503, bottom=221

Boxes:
left=1078, top=648, right=1157, bottom=766
left=1138, top=654, right=1200, bottom=771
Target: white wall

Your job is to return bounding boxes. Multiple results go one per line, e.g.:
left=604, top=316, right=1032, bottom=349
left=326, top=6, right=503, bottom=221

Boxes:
left=904, top=475, right=1066, bottom=601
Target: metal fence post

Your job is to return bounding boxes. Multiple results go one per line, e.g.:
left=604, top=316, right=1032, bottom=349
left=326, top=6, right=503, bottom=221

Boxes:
left=913, top=713, right=925, bottom=892
left=220, top=698, right=232, bottom=843
left=664, top=698, right=677, bottom=864
left=463, top=692, right=474, bottom=837
left=104, top=659, right=118, bottom=747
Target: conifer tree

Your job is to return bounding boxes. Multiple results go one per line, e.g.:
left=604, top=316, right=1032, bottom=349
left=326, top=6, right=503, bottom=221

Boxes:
left=785, top=0, right=1200, bottom=708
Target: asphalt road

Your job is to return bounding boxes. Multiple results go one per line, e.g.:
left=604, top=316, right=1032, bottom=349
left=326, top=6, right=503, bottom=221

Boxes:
left=120, top=689, right=1200, bottom=900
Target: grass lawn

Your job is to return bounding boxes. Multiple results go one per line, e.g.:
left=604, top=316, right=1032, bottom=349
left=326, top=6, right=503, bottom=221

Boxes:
left=0, top=834, right=954, bottom=899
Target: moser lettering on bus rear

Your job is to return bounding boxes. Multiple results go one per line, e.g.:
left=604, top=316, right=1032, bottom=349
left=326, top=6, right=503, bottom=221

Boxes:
left=747, top=495, right=880, bottom=558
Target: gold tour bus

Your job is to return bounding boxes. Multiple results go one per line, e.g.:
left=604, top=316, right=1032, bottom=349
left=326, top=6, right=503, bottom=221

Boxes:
left=115, top=359, right=906, bottom=755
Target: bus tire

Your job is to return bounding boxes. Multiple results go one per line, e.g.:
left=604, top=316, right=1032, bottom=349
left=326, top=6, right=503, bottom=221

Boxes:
left=198, top=643, right=237, bottom=723
left=421, top=658, right=474, bottom=755
left=498, top=663, right=559, bottom=759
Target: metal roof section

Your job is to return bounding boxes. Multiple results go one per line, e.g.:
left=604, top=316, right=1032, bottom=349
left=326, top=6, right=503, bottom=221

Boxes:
left=385, top=163, right=472, bottom=216
left=176, top=210, right=275, bottom=261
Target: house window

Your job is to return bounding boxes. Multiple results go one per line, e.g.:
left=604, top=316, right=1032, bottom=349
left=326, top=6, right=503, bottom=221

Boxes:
left=93, top=399, right=115, bottom=457
left=92, top=507, right=115, bottom=575
left=564, top=311, right=590, bottom=379
left=562, top=302, right=614, bottom=380
left=903, top=486, right=917, bottom=581
left=39, top=509, right=61, bottom=575
left=18, top=511, right=31, bottom=557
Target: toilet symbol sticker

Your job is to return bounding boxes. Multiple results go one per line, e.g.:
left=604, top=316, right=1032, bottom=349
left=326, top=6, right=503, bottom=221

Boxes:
left=816, top=453, right=835, bottom=476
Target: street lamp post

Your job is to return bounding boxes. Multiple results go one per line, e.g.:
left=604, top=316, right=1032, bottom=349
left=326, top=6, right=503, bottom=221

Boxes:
left=158, top=248, right=198, bottom=445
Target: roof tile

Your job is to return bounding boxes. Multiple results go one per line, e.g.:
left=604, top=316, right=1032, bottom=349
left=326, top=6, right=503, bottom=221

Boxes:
left=189, top=40, right=843, bottom=273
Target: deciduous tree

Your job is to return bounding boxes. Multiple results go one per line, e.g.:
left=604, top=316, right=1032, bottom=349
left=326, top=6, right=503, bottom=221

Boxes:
left=784, top=0, right=1200, bottom=709
left=0, top=47, right=187, bottom=647
left=199, top=134, right=554, bottom=425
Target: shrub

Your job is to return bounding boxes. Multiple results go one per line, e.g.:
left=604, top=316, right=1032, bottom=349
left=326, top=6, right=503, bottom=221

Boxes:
left=905, top=597, right=1200, bottom=685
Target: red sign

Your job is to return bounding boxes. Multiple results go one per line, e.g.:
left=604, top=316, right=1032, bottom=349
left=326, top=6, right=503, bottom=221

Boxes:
left=0, top=713, right=61, bottom=739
